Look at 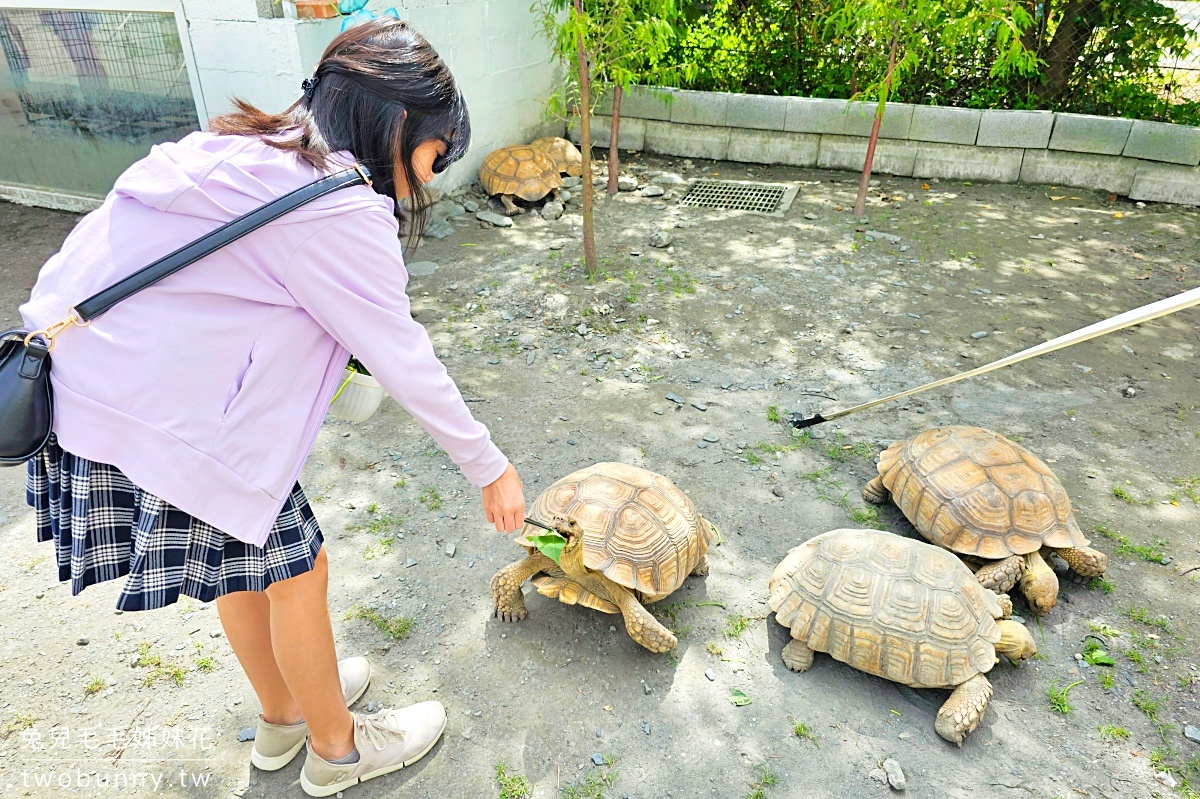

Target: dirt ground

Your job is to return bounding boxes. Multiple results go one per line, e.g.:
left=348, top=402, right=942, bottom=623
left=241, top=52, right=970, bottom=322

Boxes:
left=0, top=154, right=1198, bottom=799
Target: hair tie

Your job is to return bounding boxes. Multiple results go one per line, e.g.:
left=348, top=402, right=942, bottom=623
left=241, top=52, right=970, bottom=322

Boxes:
left=301, top=75, right=320, bottom=100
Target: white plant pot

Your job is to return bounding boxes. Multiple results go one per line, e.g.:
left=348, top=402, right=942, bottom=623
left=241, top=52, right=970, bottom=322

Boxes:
left=329, top=369, right=386, bottom=423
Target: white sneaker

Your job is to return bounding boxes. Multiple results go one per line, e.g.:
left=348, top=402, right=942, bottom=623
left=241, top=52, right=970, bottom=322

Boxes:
left=299, top=702, right=447, bottom=797
left=250, top=656, right=372, bottom=771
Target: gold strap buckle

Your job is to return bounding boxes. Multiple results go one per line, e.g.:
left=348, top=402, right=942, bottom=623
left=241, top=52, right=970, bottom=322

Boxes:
left=23, top=308, right=89, bottom=352
left=353, top=163, right=373, bottom=187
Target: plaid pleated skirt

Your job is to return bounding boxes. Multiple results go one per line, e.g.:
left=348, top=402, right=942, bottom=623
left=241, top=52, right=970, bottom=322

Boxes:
left=26, top=435, right=324, bottom=611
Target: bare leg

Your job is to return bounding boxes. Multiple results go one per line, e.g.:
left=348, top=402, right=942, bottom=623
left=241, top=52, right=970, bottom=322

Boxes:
left=994, top=593, right=1013, bottom=619
left=217, top=590, right=301, bottom=725
left=500, top=194, right=523, bottom=215
left=611, top=584, right=677, bottom=653
left=491, top=551, right=557, bottom=623
left=263, top=548, right=353, bottom=762
left=862, top=477, right=889, bottom=505
left=973, top=555, right=1024, bottom=594
left=781, top=639, right=815, bottom=672
left=935, top=673, right=993, bottom=746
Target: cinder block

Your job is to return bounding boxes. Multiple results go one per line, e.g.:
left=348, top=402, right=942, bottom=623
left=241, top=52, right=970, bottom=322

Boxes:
left=913, top=143, right=1023, bottom=183
left=976, top=110, right=1054, bottom=149
left=784, top=97, right=912, bottom=138
left=619, top=85, right=674, bottom=121
left=727, top=129, right=819, bottom=166
left=1018, top=149, right=1137, bottom=194
left=1122, top=121, right=1200, bottom=166
left=568, top=115, right=645, bottom=151
left=726, top=94, right=788, bottom=131
left=644, top=121, right=730, bottom=160
left=908, top=106, right=981, bottom=145
left=670, top=89, right=729, bottom=127
left=816, top=135, right=918, bottom=177
left=1049, top=113, right=1133, bottom=155
left=1129, top=162, right=1200, bottom=205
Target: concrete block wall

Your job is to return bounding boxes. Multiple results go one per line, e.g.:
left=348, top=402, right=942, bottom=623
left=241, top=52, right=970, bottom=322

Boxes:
left=573, top=86, right=1200, bottom=207
left=179, top=0, right=559, bottom=192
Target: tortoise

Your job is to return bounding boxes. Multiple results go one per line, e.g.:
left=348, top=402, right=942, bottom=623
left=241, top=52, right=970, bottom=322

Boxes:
left=530, top=136, right=584, bottom=177
left=769, top=528, right=1037, bottom=745
left=478, top=145, right=563, bottom=216
left=490, top=462, right=716, bottom=653
left=863, top=426, right=1108, bottom=615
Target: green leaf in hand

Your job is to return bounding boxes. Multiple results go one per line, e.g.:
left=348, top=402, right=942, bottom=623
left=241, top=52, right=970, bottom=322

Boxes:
left=530, top=533, right=567, bottom=563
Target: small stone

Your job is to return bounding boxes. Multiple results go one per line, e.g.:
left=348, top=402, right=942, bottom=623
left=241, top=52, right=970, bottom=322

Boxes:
left=406, top=261, right=438, bottom=277
left=653, top=408, right=664, bottom=415
left=424, top=218, right=454, bottom=239
left=541, top=200, right=564, bottom=221
left=618, top=176, right=638, bottom=192
left=771, top=486, right=784, bottom=498
left=592, top=753, right=605, bottom=766
left=869, top=769, right=889, bottom=787
left=803, top=212, right=819, bottom=220
left=488, top=358, right=500, bottom=365
left=808, top=429, right=827, bottom=440
left=703, top=434, right=719, bottom=443
left=405, top=558, right=418, bottom=568
left=476, top=210, right=513, bottom=227
left=691, top=402, right=708, bottom=412
left=881, top=758, right=906, bottom=791
left=210, top=631, right=223, bottom=639
left=567, top=439, right=578, bottom=446
left=1157, top=772, right=1178, bottom=789
left=864, top=230, right=902, bottom=244
left=548, top=240, right=565, bottom=251
left=76, top=638, right=89, bottom=646
left=445, top=544, right=456, bottom=558
left=1184, top=724, right=1200, bottom=744
left=640, top=185, right=665, bottom=198
left=560, top=190, right=572, bottom=203
left=237, top=727, right=256, bottom=743
left=651, top=173, right=684, bottom=185
left=431, top=199, right=465, bottom=219
left=643, top=723, right=651, bottom=735
left=643, top=682, right=652, bottom=695
left=561, top=176, right=582, bottom=188
left=649, top=230, right=673, bottom=249
left=463, top=199, right=480, bottom=213
left=698, top=441, right=709, bottom=449
left=666, top=393, right=685, bottom=405
left=970, top=331, right=988, bottom=339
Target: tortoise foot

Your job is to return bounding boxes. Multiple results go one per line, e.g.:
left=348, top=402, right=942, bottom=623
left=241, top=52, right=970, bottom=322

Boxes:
left=1057, top=545, right=1107, bottom=577
left=935, top=673, right=993, bottom=746
left=781, top=639, right=815, bottom=672
left=862, top=477, right=889, bottom=505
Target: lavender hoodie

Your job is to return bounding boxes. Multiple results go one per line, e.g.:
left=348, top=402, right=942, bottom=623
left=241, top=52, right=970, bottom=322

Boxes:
left=20, top=132, right=509, bottom=546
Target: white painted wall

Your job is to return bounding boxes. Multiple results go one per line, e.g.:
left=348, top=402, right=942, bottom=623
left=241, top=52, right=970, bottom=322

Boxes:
left=179, top=0, right=562, bottom=191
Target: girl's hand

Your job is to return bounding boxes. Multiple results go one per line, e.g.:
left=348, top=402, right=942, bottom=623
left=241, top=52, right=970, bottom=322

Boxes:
left=482, top=463, right=525, bottom=533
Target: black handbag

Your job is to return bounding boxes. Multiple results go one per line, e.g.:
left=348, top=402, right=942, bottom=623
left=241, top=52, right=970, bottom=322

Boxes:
left=0, top=165, right=372, bottom=466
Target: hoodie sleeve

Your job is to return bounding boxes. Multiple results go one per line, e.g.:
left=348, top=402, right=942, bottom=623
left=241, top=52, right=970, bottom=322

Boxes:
left=283, top=209, right=510, bottom=489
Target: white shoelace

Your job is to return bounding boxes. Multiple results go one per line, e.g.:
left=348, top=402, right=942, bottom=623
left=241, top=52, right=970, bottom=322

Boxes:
left=356, top=711, right=408, bottom=750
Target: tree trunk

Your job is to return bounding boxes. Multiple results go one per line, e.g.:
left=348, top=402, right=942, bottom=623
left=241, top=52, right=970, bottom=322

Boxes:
left=574, top=0, right=599, bottom=280
left=853, top=27, right=899, bottom=217
left=607, top=85, right=623, bottom=196
left=1035, top=0, right=1099, bottom=101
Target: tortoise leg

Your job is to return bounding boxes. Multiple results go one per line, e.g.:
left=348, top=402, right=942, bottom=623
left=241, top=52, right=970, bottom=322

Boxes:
left=862, top=476, right=889, bottom=505
left=973, top=555, right=1024, bottom=595
left=935, top=673, right=993, bottom=746
left=690, top=552, right=710, bottom=577
left=1055, top=546, right=1107, bottom=577
left=611, top=583, right=677, bottom=653
left=781, top=639, right=815, bottom=672
left=1018, top=550, right=1059, bottom=616
left=490, top=551, right=556, bottom=623
left=500, top=194, right=523, bottom=215
left=994, top=593, right=1014, bottom=619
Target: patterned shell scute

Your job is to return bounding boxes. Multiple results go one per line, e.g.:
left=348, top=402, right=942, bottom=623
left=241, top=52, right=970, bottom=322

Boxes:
left=479, top=145, right=562, bottom=201
left=519, top=463, right=712, bottom=596
left=530, top=136, right=584, bottom=176
left=769, top=529, right=1001, bottom=688
left=878, top=426, right=1089, bottom=558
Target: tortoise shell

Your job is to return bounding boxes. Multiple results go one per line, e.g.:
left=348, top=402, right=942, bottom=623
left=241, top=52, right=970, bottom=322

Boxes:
left=530, top=136, right=584, bottom=177
left=769, top=528, right=1003, bottom=688
left=479, top=145, right=562, bottom=202
left=516, top=462, right=713, bottom=600
left=877, top=426, right=1089, bottom=559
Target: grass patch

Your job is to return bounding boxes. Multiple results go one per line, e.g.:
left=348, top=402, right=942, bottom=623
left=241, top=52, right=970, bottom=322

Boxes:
left=705, top=641, right=724, bottom=657
left=1045, top=680, right=1082, bottom=714
left=746, top=767, right=780, bottom=799
left=792, top=722, right=819, bottom=744
left=393, top=478, right=408, bottom=488
left=848, top=506, right=884, bottom=529
left=1091, top=524, right=1169, bottom=564
left=1088, top=576, right=1115, bottom=594
left=1110, top=485, right=1152, bottom=506
left=724, top=615, right=753, bottom=639
left=193, top=655, right=214, bottom=673
left=1098, top=671, right=1116, bottom=690
left=1132, top=690, right=1166, bottom=722
left=418, top=487, right=443, bottom=511
left=1088, top=620, right=1121, bottom=637
left=494, top=763, right=531, bottom=799
left=1099, top=724, right=1130, bottom=741
left=822, top=433, right=876, bottom=462
left=1124, top=605, right=1175, bottom=635
left=1, top=713, right=35, bottom=740
left=651, top=603, right=691, bottom=638
left=765, top=405, right=781, bottom=423
left=560, top=755, right=616, bottom=799
left=1169, top=475, right=1200, bottom=505
left=346, top=605, right=413, bottom=641
left=84, top=678, right=104, bottom=697
left=348, top=511, right=404, bottom=537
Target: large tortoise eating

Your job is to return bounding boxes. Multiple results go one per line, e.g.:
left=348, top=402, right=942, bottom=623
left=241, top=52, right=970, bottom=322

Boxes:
left=478, top=145, right=562, bottom=216
left=530, top=136, right=584, bottom=177
left=490, top=462, right=715, bottom=653
left=863, top=426, right=1107, bottom=615
left=769, top=528, right=1037, bottom=745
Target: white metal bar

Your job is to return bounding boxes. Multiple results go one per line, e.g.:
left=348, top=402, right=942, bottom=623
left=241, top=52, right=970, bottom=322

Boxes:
left=173, top=1, right=208, bottom=126
left=0, top=0, right=177, bottom=11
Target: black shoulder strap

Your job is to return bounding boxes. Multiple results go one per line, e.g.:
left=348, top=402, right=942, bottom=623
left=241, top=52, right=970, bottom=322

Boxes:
left=75, top=166, right=371, bottom=322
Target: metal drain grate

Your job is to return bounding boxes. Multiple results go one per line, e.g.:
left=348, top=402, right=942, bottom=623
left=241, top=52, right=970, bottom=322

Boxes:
left=679, top=179, right=798, bottom=215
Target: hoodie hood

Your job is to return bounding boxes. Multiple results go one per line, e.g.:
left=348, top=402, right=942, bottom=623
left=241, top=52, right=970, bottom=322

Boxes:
left=112, top=131, right=393, bottom=225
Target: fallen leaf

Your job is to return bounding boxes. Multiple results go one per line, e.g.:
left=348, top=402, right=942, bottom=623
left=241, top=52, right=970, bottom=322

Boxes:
left=1113, top=212, right=1124, bottom=218
left=1070, top=196, right=1080, bottom=200
left=1050, top=195, right=1066, bottom=201
left=730, top=689, right=753, bottom=707
left=835, top=205, right=844, bottom=211
left=921, top=183, right=930, bottom=190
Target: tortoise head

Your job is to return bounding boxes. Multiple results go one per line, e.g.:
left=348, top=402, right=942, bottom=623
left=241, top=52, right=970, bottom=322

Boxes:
left=552, top=516, right=588, bottom=578
left=995, top=620, right=1037, bottom=662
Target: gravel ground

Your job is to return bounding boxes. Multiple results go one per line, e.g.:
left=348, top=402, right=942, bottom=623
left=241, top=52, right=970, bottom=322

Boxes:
left=1, top=154, right=1198, bottom=799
